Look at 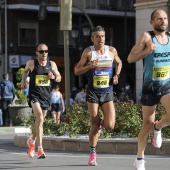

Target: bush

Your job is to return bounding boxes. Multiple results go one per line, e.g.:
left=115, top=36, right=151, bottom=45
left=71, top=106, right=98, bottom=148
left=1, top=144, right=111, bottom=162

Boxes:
left=22, top=102, right=170, bottom=138
left=14, top=68, right=28, bottom=105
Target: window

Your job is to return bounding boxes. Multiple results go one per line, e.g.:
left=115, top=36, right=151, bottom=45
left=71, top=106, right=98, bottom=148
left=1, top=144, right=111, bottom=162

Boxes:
left=18, top=21, right=38, bottom=46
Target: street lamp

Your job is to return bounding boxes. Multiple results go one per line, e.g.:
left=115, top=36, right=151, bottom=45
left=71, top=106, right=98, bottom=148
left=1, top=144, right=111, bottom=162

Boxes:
left=72, top=21, right=91, bottom=88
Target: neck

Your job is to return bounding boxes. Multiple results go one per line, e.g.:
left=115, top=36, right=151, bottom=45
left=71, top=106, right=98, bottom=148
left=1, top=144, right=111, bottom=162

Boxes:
left=94, top=45, right=105, bottom=55
left=38, top=58, right=47, bottom=66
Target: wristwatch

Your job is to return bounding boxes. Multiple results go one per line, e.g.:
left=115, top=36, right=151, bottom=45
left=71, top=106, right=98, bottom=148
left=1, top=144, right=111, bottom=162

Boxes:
left=115, top=74, right=120, bottom=78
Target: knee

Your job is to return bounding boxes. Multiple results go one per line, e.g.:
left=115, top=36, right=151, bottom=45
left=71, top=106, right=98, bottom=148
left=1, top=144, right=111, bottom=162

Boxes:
left=105, top=122, right=115, bottom=131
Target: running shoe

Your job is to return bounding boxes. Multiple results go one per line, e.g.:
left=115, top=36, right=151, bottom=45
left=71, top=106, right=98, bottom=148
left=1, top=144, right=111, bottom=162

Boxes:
left=27, top=137, right=35, bottom=158
left=37, top=148, right=46, bottom=159
left=151, top=122, right=162, bottom=148
left=88, top=153, right=98, bottom=166
left=134, top=159, right=145, bottom=170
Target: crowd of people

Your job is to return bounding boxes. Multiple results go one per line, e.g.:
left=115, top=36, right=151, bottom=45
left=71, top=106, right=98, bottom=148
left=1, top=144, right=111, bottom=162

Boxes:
left=0, top=9, right=170, bottom=170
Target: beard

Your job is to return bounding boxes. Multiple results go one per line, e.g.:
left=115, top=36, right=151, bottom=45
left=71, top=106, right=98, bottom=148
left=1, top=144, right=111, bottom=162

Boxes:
left=154, top=25, right=167, bottom=33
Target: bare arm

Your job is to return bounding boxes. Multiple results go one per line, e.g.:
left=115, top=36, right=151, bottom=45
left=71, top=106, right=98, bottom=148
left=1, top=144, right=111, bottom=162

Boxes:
left=60, top=93, right=65, bottom=112
left=110, top=47, right=122, bottom=85
left=21, top=60, right=33, bottom=89
left=74, top=47, right=98, bottom=76
left=127, top=32, right=156, bottom=63
left=49, top=61, right=62, bottom=82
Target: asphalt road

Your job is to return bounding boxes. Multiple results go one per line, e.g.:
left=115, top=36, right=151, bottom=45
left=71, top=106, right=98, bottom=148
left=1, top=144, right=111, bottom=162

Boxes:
left=0, top=134, right=170, bottom=170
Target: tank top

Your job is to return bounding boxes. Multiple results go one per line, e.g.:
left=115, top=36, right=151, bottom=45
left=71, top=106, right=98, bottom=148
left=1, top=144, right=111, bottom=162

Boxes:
left=142, top=31, right=170, bottom=93
left=29, top=59, right=53, bottom=103
left=87, top=45, right=113, bottom=93
left=51, top=91, right=61, bottom=104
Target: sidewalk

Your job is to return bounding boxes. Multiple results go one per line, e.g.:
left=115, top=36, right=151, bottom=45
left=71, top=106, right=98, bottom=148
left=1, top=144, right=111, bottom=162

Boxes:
left=1, top=126, right=170, bottom=155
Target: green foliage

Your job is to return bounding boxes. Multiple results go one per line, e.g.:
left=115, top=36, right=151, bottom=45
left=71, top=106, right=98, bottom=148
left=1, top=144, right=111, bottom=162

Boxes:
left=22, top=102, right=170, bottom=139
left=14, top=68, right=28, bottom=105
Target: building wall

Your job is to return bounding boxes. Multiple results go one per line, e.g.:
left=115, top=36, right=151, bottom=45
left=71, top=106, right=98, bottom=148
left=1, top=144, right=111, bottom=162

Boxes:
left=134, top=0, right=169, bottom=102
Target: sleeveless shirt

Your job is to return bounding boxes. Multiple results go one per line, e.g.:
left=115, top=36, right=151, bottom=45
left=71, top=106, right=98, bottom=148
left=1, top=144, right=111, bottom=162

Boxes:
left=142, top=31, right=170, bottom=93
left=51, top=91, right=61, bottom=104
left=29, top=59, right=53, bottom=103
left=87, top=45, right=113, bottom=93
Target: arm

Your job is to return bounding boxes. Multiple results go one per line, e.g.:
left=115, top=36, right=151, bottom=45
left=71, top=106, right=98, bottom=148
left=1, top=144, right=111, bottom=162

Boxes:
left=49, top=61, right=62, bottom=82
left=110, top=47, right=122, bottom=85
left=74, top=47, right=98, bottom=76
left=21, top=60, right=33, bottom=89
left=127, top=32, right=156, bottom=63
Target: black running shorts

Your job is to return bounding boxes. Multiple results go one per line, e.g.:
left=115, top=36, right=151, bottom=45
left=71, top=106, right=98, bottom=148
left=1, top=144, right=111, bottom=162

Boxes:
left=86, top=90, right=114, bottom=106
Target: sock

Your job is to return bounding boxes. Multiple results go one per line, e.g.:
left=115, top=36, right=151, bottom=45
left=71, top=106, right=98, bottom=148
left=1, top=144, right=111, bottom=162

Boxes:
left=38, top=146, right=42, bottom=150
left=90, top=146, right=96, bottom=154
left=32, top=140, right=35, bottom=145
left=137, top=158, right=144, bottom=160
left=154, top=123, right=160, bottom=131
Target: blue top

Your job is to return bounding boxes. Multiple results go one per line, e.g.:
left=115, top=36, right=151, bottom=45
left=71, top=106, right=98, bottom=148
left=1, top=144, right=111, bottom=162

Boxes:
left=0, top=80, right=15, bottom=99
left=142, top=32, right=170, bottom=93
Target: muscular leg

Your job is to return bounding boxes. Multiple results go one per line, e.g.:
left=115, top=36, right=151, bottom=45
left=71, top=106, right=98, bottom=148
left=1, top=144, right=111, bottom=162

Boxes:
left=87, top=102, right=100, bottom=147
left=156, top=94, right=170, bottom=129
left=137, top=105, right=156, bottom=158
left=31, top=102, right=47, bottom=147
left=100, top=101, right=115, bottom=130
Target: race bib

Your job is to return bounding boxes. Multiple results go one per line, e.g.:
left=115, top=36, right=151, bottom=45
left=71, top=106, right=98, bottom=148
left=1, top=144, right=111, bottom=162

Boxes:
left=153, top=66, right=170, bottom=81
left=93, top=75, right=109, bottom=88
left=35, top=75, right=50, bottom=86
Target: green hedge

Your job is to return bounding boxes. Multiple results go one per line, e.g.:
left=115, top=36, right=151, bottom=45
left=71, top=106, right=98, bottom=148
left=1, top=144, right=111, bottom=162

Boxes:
left=22, top=102, right=170, bottom=138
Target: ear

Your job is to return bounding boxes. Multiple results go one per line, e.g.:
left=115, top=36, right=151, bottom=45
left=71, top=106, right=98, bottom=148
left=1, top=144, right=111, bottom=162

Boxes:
left=35, top=51, right=38, bottom=56
left=150, top=20, right=154, bottom=26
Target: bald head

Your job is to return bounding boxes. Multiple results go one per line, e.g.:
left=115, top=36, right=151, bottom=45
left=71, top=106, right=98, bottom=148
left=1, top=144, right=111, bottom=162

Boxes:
left=151, top=9, right=167, bottom=20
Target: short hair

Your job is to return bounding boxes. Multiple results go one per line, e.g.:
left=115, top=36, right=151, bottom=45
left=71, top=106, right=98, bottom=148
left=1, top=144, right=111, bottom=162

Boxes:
left=36, top=43, right=48, bottom=52
left=91, top=26, right=105, bottom=36
left=151, top=9, right=158, bottom=20
left=3, top=73, right=8, bottom=79
left=150, top=9, right=166, bottom=20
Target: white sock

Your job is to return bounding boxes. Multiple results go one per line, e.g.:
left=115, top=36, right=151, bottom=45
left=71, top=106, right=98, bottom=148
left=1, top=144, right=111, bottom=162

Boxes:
left=38, top=146, right=42, bottom=150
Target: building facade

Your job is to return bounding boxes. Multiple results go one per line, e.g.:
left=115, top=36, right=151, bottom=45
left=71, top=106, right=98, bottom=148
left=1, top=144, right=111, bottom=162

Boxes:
left=0, top=0, right=135, bottom=97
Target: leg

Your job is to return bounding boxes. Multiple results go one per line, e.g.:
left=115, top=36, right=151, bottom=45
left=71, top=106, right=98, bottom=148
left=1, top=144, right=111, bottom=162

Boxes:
left=51, top=111, right=57, bottom=123
left=156, top=93, right=170, bottom=129
left=31, top=102, right=47, bottom=148
left=87, top=101, right=100, bottom=166
left=87, top=102, right=100, bottom=147
left=56, top=111, right=61, bottom=124
left=100, top=101, right=116, bottom=130
left=137, top=105, right=156, bottom=158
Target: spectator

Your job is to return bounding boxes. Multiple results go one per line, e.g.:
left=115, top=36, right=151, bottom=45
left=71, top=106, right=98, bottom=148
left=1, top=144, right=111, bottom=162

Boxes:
left=74, top=87, right=86, bottom=103
left=50, top=84, right=65, bottom=124
left=0, top=73, right=15, bottom=126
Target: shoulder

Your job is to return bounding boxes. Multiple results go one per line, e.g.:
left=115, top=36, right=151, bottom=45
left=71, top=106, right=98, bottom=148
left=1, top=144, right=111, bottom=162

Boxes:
left=83, top=46, right=91, bottom=54
left=139, top=31, right=152, bottom=42
left=50, top=60, right=57, bottom=66
left=27, top=60, right=34, bottom=66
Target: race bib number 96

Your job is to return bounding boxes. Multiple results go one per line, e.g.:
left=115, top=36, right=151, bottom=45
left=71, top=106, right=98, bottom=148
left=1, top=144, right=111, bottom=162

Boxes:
left=93, top=75, right=109, bottom=88
left=35, top=75, right=50, bottom=86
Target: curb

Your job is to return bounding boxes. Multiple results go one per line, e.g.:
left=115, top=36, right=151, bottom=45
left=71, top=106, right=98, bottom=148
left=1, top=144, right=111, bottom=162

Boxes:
left=13, top=135, right=170, bottom=154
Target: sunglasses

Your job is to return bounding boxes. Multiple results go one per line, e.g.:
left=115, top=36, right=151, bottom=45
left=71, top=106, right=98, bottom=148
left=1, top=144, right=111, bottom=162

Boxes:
left=37, top=50, right=49, bottom=54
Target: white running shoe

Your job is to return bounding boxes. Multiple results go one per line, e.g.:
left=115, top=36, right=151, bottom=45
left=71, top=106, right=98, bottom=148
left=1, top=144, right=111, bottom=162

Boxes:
left=151, top=122, right=162, bottom=148
left=134, top=159, right=145, bottom=170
